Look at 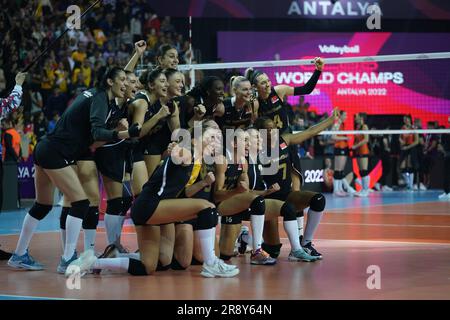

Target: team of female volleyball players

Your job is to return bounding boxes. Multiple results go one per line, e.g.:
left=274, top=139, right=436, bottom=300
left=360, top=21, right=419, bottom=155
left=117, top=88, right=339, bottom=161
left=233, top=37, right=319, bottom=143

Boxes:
left=7, top=40, right=342, bottom=278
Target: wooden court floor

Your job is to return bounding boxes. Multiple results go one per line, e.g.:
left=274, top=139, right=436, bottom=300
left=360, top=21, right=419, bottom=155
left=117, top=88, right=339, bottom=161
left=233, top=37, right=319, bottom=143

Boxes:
left=1, top=191, right=449, bottom=300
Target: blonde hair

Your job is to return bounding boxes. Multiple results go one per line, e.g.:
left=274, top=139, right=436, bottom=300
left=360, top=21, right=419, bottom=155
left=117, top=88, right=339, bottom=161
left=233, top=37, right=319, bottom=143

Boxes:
left=229, top=75, right=250, bottom=96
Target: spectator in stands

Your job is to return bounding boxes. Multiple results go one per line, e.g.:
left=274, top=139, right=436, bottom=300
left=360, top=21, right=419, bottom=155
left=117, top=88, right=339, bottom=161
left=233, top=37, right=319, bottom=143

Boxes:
left=47, top=111, right=60, bottom=134
left=1, top=118, right=21, bottom=163
left=45, top=87, right=68, bottom=119
left=33, top=111, right=47, bottom=142
left=130, top=14, right=142, bottom=43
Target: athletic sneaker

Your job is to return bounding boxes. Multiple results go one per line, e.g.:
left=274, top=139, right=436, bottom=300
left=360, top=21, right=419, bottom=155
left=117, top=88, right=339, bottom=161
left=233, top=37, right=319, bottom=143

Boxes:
left=419, top=183, right=427, bottom=191
left=92, top=244, right=118, bottom=274
left=65, top=249, right=98, bottom=278
left=342, top=182, right=356, bottom=195
left=237, top=225, right=250, bottom=254
left=8, top=250, right=44, bottom=271
left=300, top=236, right=323, bottom=259
left=355, top=190, right=369, bottom=197
left=288, top=248, right=320, bottom=262
left=346, top=186, right=357, bottom=195
left=250, top=248, right=277, bottom=265
left=382, top=185, right=393, bottom=191
left=115, top=242, right=130, bottom=254
left=218, top=258, right=238, bottom=270
left=57, top=251, right=78, bottom=274
left=99, top=244, right=119, bottom=259
left=438, top=192, right=450, bottom=200
left=333, top=190, right=348, bottom=197
left=201, top=258, right=239, bottom=278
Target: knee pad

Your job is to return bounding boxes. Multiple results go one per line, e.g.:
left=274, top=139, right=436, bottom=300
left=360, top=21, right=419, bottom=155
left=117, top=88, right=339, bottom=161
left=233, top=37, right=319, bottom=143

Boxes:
left=156, top=261, right=171, bottom=271
left=261, top=242, right=282, bottom=259
left=191, top=256, right=202, bottom=265
left=280, top=202, right=297, bottom=221
left=309, top=193, right=326, bottom=212
left=106, top=197, right=123, bottom=216
left=333, top=171, right=340, bottom=179
left=69, top=199, right=90, bottom=219
left=121, top=196, right=133, bottom=216
left=220, top=253, right=233, bottom=261
left=333, top=171, right=344, bottom=180
left=249, top=196, right=265, bottom=216
left=60, top=207, right=70, bottom=230
left=407, top=167, right=414, bottom=174
left=82, top=206, right=99, bottom=230
left=127, top=258, right=148, bottom=276
left=360, top=170, right=369, bottom=177
left=401, top=168, right=408, bottom=174
left=170, top=256, right=188, bottom=270
left=196, top=207, right=218, bottom=230
left=29, top=202, right=52, bottom=221
left=296, top=210, right=304, bottom=218
left=221, top=214, right=242, bottom=225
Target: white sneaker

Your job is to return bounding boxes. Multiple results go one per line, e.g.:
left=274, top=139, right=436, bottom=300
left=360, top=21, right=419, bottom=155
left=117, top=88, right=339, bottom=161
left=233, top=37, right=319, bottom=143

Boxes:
left=413, top=184, right=418, bottom=190
left=344, top=185, right=356, bottom=195
left=201, top=258, right=239, bottom=278
left=235, top=225, right=252, bottom=255
left=333, top=191, right=348, bottom=197
left=355, top=190, right=369, bottom=197
left=374, top=183, right=381, bottom=191
left=438, top=193, right=450, bottom=200
left=382, top=185, right=393, bottom=191
left=218, top=258, right=238, bottom=270
left=65, top=249, right=98, bottom=277
left=419, top=183, right=427, bottom=191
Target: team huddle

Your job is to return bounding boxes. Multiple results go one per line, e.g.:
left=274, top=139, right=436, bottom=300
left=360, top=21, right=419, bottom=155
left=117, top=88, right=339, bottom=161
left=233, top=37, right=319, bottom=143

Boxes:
left=7, top=41, right=339, bottom=278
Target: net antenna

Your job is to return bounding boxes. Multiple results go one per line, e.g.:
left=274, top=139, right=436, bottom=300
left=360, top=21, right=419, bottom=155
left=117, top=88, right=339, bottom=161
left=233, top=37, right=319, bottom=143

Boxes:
left=188, top=15, right=195, bottom=89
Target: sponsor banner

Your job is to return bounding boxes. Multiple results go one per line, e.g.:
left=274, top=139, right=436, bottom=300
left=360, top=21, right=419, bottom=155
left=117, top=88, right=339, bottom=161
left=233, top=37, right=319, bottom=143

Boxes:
left=149, top=0, right=450, bottom=20
left=18, top=156, right=35, bottom=199
left=218, top=31, right=450, bottom=128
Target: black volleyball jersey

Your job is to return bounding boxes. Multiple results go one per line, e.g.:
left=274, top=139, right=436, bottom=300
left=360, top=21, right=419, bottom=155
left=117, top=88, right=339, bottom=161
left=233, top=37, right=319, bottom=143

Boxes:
left=247, top=158, right=267, bottom=191
left=260, top=136, right=291, bottom=197
left=258, top=87, right=290, bottom=132
left=190, top=163, right=215, bottom=201
left=143, top=156, right=194, bottom=200
left=46, top=88, right=117, bottom=160
left=101, top=98, right=131, bottom=147
left=223, top=151, right=244, bottom=191
left=217, top=97, right=253, bottom=130
left=132, top=92, right=171, bottom=145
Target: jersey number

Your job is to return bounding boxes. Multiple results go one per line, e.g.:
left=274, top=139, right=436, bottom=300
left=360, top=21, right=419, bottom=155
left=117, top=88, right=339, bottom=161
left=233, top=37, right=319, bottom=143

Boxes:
left=273, top=114, right=283, bottom=129
left=279, top=163, right=287, bottom=180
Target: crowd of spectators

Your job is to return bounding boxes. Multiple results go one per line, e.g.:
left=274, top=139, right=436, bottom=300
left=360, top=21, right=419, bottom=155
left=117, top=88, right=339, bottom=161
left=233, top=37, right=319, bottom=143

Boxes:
left=1, top=0, right=192, bottom=157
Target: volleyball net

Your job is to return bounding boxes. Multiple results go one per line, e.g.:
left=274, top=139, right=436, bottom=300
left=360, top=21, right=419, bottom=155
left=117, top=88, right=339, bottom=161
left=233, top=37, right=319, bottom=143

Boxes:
left=138, top=51, right=450, bottom=137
